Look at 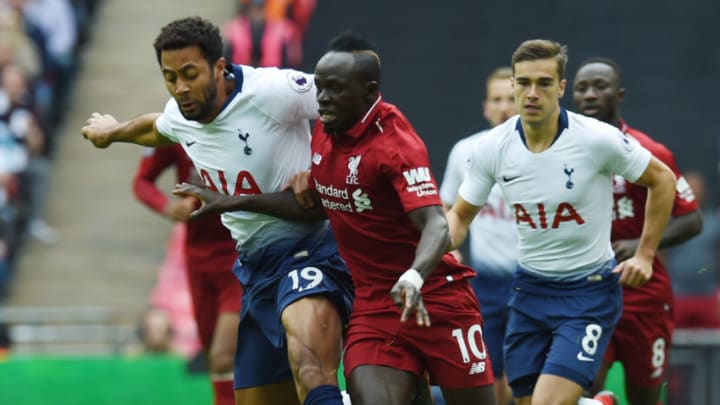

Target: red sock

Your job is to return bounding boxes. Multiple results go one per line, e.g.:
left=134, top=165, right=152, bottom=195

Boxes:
left=212, top=379, right=235, bottom=405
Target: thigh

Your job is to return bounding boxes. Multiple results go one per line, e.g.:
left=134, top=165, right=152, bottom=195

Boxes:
left=233, top=317, right=292, bottom=389
left=234, top=378, right=300, bottom=405
left=613, top=310, right=672, bottom=387
left=348, top=365, right=416, bottom=405
left=440, top=385, right=496, bottom=405
left=187, top=268, right=218, bottom=349
left=344, top=313, right=425, bottom=380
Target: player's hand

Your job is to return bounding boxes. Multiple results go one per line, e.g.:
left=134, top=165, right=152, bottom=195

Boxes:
left=81, top=112, right=118, bottom=148
left=283, top=170, right=314, bottom=209
left=448, top=249, right=463, bottom=263
left=611, top=239, right=638, bottom=262
left=172, top=182, right=227, bottom=218
left=390, top=280, right=431, bottom=327
left=612, top=255, right=653, bottom=287
left=164, top=197, right=197, bottom=222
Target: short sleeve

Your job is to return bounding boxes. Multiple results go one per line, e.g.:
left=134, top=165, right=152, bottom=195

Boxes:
left=599, top=128, right=652, bottom=182
left=458, top=135, right=496, bottom=207
left=251, top=68, right=318, bottom=123
left=439, top=136, right=474, bottom=206
left=155, top=98, right=181, bottom=142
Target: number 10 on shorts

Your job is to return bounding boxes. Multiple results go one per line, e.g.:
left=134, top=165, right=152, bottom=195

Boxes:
left=452, top=324, right=488, bottom=363
left=288, top=267, right=324, bottom=292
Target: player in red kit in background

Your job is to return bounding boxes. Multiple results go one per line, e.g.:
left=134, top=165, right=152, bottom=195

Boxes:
left=173, top=32, right=496, bottom=405
left=573, top=57, right=703, bottom=405
left=133, top=142, right=241, bottom=405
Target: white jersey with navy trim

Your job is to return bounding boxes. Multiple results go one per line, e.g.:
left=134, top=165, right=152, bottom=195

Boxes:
left=156, top=64, right=322, bottom=253
left=459, top=109, right=652, bottom=279
left=440, top=130, right=518, bottom=272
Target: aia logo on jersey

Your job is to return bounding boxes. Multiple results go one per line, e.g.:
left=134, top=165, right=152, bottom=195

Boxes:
left=346, top=155, right=361, bottom=184
left=514, top=202, right=585, bottom=229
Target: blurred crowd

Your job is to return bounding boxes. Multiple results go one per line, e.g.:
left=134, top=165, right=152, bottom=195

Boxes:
left=0, top=0, right=100, bottom=299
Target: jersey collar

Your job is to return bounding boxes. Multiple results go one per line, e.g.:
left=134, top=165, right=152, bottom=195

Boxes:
left=217, top=64, right=244, bottom=113
left=515, top=107, right=569, bottom=148
left=343, top=94, right=383, bottom=139
left=618, top=118, right=630, bottom=134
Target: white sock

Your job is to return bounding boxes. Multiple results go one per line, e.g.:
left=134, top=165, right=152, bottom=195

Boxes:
left=577, top=398, right=602, bottom=405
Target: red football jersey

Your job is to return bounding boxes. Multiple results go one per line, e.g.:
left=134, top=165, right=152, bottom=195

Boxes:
left=310, top=99, right=475, bottom=314
left=612, top=120, right=699, bottom=312
left=133, top=144, right=237, bottom=273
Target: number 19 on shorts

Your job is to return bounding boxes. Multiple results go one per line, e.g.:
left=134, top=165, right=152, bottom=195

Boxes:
left=288, top=267, right=324, bottom=292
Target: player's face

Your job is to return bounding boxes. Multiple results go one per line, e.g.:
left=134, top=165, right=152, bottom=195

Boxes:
left=484, top=77, right=515, bottom=127
left=160, top=45, right=223, bottom=123
left=314, top=52, right=374, bottom=135
left=572, top=63, right=622, bottom=123
left=512, top=58, right=565, bottom=126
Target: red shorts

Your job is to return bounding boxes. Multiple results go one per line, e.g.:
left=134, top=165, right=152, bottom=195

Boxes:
left=344, top=280, right=494, bottom=388
left=187, top=265, right=243, bottom=348
left=603, top=307, right=673, bottom=386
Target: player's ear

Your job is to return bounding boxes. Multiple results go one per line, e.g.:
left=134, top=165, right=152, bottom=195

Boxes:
left=365, top=80, right=379, bottom=101
left=617, top=86, right=625, bottom=104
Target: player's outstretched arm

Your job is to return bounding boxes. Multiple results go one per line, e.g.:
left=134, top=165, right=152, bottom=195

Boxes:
left=172, top=183, right=326, bottom=221
left=445, top=196, right=481, bottom=251
left=613, top=156, right=676, bottom=287
left=81, top=112, right=174, bottom=148
left=390, top=205, right=452, bottom=327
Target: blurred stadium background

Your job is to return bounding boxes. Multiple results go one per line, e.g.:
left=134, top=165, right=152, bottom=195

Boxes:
left=1, top=0, right=718, bottom=404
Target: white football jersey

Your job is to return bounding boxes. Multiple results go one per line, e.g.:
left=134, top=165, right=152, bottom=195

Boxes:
left=440, top=130, right=518, bottom=272
left=156, top=65, right=322, bottom=253
left=459, top=109, right=651, bottom=279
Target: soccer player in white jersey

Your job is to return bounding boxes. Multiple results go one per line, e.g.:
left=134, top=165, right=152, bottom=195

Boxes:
left=81, top=16, right=354, bottom=405
left=439, top=66, right=517, bottom=405
left=445, top=39, right=677, bottom=405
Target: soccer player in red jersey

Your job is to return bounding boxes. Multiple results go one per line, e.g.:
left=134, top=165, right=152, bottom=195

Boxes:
left=174, top=32, right=496, bottom=405
left=573, top=57, right=703, bottom=405
left=133, top=143, right=241, bottom=405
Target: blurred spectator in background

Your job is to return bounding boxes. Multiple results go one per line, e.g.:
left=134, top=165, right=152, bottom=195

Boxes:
left=138, top=306, right=175, bottom=354
left=666, top=171, right=720, bottom=329
left=6, top=0, right=78, bottom=128
left=0, top=62, right=56, bottom=244
left=145, top=223, right=202, bottom=358
left=264, top=0, right=316, bottom=36
left=224, top=0, right=303, bottom=68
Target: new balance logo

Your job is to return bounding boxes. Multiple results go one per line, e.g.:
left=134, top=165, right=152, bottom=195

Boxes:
left=577, top=352, right=594, bottom=362
left=468, top=361, right=486, bottom=375
left=185, top=141, right=197, bottom=147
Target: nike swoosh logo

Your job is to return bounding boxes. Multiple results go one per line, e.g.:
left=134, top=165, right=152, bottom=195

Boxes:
left=577, top=351, right=595, bottom=362
left=502, top=175, right=520, bottom=182
left=185, top=141, right=197, bottom=147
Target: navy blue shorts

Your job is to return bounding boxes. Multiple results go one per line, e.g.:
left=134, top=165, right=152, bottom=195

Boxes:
left=469, top=268, right=514, bottom=377
left=231, top=225, right=354, bottom=389
left=504, top=260, right=622, bottom=397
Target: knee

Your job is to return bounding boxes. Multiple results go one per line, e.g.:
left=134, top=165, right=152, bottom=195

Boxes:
left=208, top=345, right=235, bottom=374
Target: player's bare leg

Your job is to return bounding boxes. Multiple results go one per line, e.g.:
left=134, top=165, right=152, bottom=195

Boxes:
left=516, top=374, right=584, bottom=405
left=234, top=379, right=300, bottom=405
left=348, top=365, right=417, bottom=405
left=441, top=385, right=496, bottom=405
left=589, top=360, right=612, bottom=396
left=209, top=312, right=240, bottom=405
left=281, top=295, right=344, bottom=402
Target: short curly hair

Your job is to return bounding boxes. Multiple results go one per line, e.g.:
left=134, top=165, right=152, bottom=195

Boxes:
left=153, top=16, right=223, bottom=66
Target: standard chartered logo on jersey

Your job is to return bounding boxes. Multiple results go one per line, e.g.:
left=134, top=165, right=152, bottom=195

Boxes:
left=314, top=179, right=373, bottom=213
